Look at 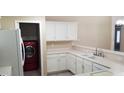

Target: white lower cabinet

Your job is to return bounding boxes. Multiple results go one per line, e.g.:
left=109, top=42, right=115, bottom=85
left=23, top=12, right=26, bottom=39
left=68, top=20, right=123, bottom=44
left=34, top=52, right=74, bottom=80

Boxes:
left=47, top=54, right=67, bottom=73
left=58, top=54, right=66, bottom=71
left=93, top=63, right=108, bottom=72
left=47, top=54, right=58, bottom=73
left=66, top=53, right=76, bottom=74
left=47, top=52, right=108, bottom=75
left=83, top=59, right=92, bottom=73
left=76, top=57, right=84, bottom=74
left=93, top=64, right=102, bottom=72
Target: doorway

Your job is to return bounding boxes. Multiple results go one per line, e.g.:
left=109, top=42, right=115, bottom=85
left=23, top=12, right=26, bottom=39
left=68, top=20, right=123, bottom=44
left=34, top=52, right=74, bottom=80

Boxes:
left=114, top=25, right=124, bottom=52
left=19, top=23, right=41, bottom=76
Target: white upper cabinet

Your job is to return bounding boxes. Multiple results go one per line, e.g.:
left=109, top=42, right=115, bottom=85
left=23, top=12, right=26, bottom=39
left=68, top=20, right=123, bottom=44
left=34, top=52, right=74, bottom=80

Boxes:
left=46, top=21, right=56, bottom=41
left=46, top=21, right=77, bottom=41
left=55, top=22, right=68, bottom=40
left=67, top=22, right=77, bottom=40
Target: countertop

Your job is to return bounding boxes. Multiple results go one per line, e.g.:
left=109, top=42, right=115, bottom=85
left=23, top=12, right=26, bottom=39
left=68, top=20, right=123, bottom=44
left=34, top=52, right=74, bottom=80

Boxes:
left=0, top=66, right=12, bottom=76
left=47, top=48, right=124, bottom=75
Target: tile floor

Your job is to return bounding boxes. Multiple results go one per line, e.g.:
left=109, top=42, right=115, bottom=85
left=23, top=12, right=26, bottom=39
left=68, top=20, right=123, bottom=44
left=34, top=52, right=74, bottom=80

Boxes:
left=24, top=70, right=73, bottom=76
left=24, top=70, right=41, bottom=76
left=48, top=71, right=73, bottom=76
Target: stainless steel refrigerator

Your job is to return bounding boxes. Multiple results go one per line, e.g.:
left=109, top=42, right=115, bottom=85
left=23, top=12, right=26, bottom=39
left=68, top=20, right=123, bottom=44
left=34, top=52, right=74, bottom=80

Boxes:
left=0, top=29, right=25, bottom=76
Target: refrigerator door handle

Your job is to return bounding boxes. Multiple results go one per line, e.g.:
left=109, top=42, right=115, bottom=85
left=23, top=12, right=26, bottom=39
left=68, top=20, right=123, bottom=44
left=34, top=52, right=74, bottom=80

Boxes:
left=21, top=38, right=25, bottom=66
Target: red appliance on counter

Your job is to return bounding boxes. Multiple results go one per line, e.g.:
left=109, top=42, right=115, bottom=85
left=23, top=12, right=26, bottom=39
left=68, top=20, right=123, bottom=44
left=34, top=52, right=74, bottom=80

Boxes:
left=23, top=41, right=39, bottom=71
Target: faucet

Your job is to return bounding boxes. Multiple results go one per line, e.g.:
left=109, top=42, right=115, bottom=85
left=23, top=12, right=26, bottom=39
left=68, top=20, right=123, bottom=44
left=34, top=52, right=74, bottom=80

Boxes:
left=93, top=48, right=104, bottom=58
left=98, top=49, right=104, bottom=58
left=93, top=48, right=98, bottom=56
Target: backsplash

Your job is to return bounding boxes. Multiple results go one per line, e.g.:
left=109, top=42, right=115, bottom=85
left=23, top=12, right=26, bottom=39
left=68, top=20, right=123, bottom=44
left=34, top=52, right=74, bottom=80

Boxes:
left=47, top=41, right=72, bottom=49
left=72, top=45, right=124, bottom=63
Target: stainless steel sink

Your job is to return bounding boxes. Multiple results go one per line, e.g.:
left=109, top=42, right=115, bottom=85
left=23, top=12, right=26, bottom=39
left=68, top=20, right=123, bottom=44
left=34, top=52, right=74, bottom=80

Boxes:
left=88, top=56, right=96, bottom=59
left=81, top=53, right=94, bottom=57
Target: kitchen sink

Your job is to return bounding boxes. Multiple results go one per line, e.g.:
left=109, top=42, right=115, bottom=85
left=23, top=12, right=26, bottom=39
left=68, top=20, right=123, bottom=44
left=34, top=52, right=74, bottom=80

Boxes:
left=81, top=53, right=94, bottom=57
left=88, top=56, right=96, bottom=59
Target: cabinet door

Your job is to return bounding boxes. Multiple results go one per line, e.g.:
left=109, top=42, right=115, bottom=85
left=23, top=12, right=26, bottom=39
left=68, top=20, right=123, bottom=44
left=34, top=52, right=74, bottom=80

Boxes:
left=55, top=22, right=68, bottom=40
left=76, top=57, right=84, bottom=74
left=93, top=63, right=109, bottom=72
left=58, top=54, right=66, bottom=71
left=67, top=22, right=77, bottom=40
left=47, top=54, right=58, bottom=73
left=93, top=63, right=102, bottom=72
left=84, top=59, right=92, bottom=73
left=46, top=22, right=56, bottom=41
left=66, top=54, right=76, bottom=74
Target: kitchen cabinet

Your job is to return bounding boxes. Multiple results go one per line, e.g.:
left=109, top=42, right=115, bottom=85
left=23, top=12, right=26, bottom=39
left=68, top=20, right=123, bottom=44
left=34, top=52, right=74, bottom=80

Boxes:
left=76, top=57, right=84, bottom=74
left=55, top=22, right=68, bottom=40
left=58, top=54, right=67, bottom=71
left=83, top=59, right=92, bottom=73
left=47, top=53, right=67, bottom=73
left=47, top=54, right=58, bottom=73
left=46, top=21, right=77, bottom=41
left=67, top=22, right=77, bottom=40
left=93, top=63, right=102, bottom=72
left=47, top=52, right=110, bottom=75
left=92, top=63, right=109, bottom=72
left=66, top=53, right=76, bottom=74
left=46, top=22, right=56, bottom=41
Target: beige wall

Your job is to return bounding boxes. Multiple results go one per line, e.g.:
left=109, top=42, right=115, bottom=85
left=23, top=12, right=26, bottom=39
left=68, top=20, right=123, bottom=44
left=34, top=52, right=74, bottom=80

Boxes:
left=0, top=16, right=47, bottom=75
left=46, top=16, right=112, bottom=49
left=1, top=16, right=43, bottom=29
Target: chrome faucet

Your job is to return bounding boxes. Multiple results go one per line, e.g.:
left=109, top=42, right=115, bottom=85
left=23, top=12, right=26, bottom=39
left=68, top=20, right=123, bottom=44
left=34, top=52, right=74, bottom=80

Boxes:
left=98, top=49, right=104, bottom=57
left=93, top=48, right=104, bottom=57
left=93, top=48, right=98, bottom=56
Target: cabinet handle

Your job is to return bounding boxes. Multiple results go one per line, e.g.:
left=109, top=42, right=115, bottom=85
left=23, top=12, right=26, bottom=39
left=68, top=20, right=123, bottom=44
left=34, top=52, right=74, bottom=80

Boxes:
left=92, top=63, right=93, bottom=72
left=82, top=64, right=84, bottom=73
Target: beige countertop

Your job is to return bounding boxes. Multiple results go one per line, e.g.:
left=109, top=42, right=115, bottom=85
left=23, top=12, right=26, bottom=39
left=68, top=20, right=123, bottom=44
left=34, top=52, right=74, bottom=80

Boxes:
left=0, top=66, right=12, bottom=76
left=47, top=48, right=124, bottom=75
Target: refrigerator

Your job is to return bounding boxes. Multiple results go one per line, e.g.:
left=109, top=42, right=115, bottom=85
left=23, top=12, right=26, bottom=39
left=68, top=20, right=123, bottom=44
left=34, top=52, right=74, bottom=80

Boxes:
left=0, top=29, right=25, bottom=76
